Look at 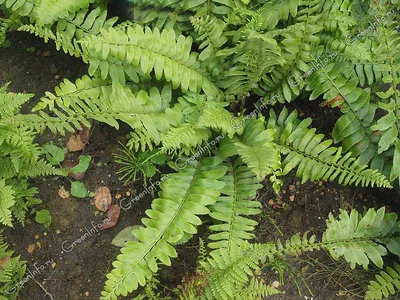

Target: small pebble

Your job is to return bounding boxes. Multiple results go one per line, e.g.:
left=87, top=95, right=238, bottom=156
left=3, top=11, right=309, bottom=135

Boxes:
left=34, top=234, right=39, bottom=239
left=288, top=185, right=295, bottom=192
left=55, top=74, right=60, bottom=80
left=85, top=291, right=89, bottom=297
left=271, top=281, right=280, bottom=288
left=289, top=195, right=295, bottom=201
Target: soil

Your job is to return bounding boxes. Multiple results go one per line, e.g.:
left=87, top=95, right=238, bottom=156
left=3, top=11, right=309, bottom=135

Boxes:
left=1, top=31, right=400, bottom=300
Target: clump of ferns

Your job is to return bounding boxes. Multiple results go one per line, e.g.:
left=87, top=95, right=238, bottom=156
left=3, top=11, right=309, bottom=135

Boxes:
left=113, top=142, right=167, bottom=185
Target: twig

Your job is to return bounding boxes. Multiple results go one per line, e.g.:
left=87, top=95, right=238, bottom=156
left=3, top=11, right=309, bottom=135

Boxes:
left=32, top=278, right=54, bottom=300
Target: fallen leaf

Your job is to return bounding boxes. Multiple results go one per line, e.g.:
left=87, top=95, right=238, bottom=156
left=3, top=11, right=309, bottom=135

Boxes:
left=58, top=186, right=70, bottom=199
left=27, top=244, right=35, bottom=253
left=62, top=160, right=85, bottom=180
left=0, top=256, right=10, bottom=269
left=66, top=125, right=91, bottom=152
left=99, top=205, right=120, bottom=231
left=111, top=225, right=141, bottom=247
left=94, top=187, right=112, bottom=212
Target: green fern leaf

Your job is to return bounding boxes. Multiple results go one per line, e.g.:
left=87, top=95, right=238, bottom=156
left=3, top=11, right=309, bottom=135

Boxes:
left=365, top=262, right=400, bottom=300
left=79, top=23, right=222, bottom=96
left=269, top=107, right=391, bottom=188
left=208, top=158, right=262, bottom=252
left=32, top=0, right=95, bottom=26
left=220, top=117, right=281, bottom=181
left=100, top=156, right=226, bottom=300
left=0, top=180, right=15, bottom=227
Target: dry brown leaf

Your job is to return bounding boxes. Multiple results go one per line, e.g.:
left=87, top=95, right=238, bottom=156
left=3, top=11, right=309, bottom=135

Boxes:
left=66, top=125, right=91, bottom=152
left=58, top=186, right=70, bottom=199
left=94, top=187, right=112, bottom=212
left=27, top=244, right=35, bottom=253
left=0, top=256, right=10, bottom=269
left=99, top=205, right=121, bottom=231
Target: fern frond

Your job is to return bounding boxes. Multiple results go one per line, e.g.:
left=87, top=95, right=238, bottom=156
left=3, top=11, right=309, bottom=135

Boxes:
left=221, top=34, right=285, bottom=97
left=190, top=15, right=228, bottom=61
left=305, top=60, right=378, bottom=164
left=365, top=262, right=400, bottom=300
left=234, top=277, right=281, bottom=299
left=199, top=243, right=262, bottom=300
left=0, top=180, right=14, bottom=227
left=18, top=7, right=118, bottom=57
left=220, top=117, right=281, bottom=181
left=126, top=129, right=156, bottom=153
left=7, top=179, right=39, bottom=225
left=268, top=107, right=391, bottom=188
left=32, top=0, right=95, bottom=26
left=0, top=230, right=25, bottom=298
left=0, top=82, right=34, bottom=118
left=260, top=1, right=324, bottom=101
left=100, top=156, right=227, bottom=300
left=79, top=23, right=222, bottom=96
left=208, top=158, right=262, bottom=253
left=323, top=207, right=400, bottom=269
left=0, top=0, right=34, bottom=16
left=257, top=0, right=301, bottom=30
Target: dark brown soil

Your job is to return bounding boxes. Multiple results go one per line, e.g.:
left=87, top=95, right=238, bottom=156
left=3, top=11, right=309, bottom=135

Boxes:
left=1, top=31, right=400, bottom=300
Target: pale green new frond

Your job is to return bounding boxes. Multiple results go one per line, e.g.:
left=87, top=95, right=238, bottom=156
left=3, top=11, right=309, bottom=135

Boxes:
left=32, top=0, right=95, bottom=25
left=27, top=76, right=181, bottom=142
left=208, top=158, right=262, bottom=253
left=268, top=107, right=391, bottom=188
left=161, top=123, right=211, bottom=155
left=79, top=23, right=222, bottom=96
left=323, top=207, right=400, bottom=269
left=100, top=156, right=227, bottom=300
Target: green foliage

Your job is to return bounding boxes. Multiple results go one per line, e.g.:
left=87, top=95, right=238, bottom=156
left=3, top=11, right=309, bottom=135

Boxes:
left=114, top=144, right=167, bottom=184
left=219, top=117, right=281, bottom=183
left=208, top=158, right=262, bottom=253
left=0, top=230, right=26, bottom=300
left=100, top=156, right=226, bottom=300
left=2, top=0, right=400, bottom=299
left=269, top=107, right=392, bottom=188
left=365, top=262, right=400, bottom=300
left=34, top=209, right=51, bottom=228
left=0, top=84, right=63, bottom=227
